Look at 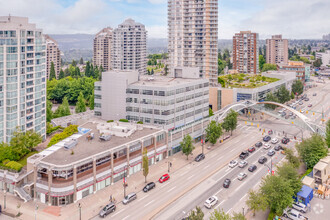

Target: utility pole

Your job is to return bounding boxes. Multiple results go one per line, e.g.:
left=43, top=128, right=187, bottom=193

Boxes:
left=78, top=203, right=81, bottom=220
left=123, top=165, right=127, bottom=197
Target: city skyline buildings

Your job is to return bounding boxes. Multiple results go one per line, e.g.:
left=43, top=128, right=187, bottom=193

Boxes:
left=266, top=35, right=288, bottom=65
left=45, top=34, right=60, bottom=79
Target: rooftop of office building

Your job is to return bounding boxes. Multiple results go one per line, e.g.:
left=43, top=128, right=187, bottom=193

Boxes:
left=131, top=75, right=208, bottom=88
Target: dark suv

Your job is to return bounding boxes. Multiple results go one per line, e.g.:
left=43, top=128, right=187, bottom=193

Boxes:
left=99, top=202, right=116, bottom=218
left=248, top=165, right=257, bottom=172
left=143, top=182, right=156, bottom=192
left=263, top=136, right=271, bottom=142
left=239, top=151, right=249, bottom=159
left=258, top=156, right=268, bottom=164
left=255, top=142, right=263, bottom=148
left=282, top=137, right=290, bottom=144
left=223, top=178, right=231, bottom=188
left=195, top=153, right=205, bottom=162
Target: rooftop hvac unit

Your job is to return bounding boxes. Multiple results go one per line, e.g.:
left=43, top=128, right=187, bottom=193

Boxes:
left=64, top=139, right=78, bottom=150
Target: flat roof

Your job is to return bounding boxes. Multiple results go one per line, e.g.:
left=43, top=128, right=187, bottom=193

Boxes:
left=41, top=122, right=162, bottom=166
left=130, top=75, right=207, bottom=88
left=314, top=161, right=328, bottom=171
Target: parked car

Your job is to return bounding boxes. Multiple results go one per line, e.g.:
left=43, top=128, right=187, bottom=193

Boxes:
left=283, top=208, right=308, bottom=220
left=299, top=101, right=303, bottom=105
left=258, top=156, right=268, bottom=164
left=248, top=165, right=257, bottom=172
left=274, top=145, right=283, bottom=151
left=238, top=160, right=248, bottom=168
left=308, top=104, right=312, bottom=107
left=239, top=151, right=249, bottom=159
left=263, top=143, right=271, bottom=150
left=289, top=112, right=293, bottom=116
left=204, top=196, right=218, bottom=209
left=271, top=138, right=279, bottom=144
left=292, top=202, right=307, bottom=213
left=99, top=202, right=116, bottom=218
left=195, top=153, right=205, bottom=162
left=255, top=142, right=263, bottom=148
left=282, top=137, right=290, bottom=144
left=304, top=98, right=309, bottom=101
left=313, top=93, right=317, bottom=96
left=143, top=182, right=156, bottom=192
left=263, top=135, right=271, bottom=142
left=223, top=178, right=231, bottom=188
left=248, top=147, right=256, bottom=153
left=159, top=174, right=170, bottom=183
left=229, top=160, right=238, bottom=168
left=237, top=172, right=247, bottom=181
left=267, top=150, right=275, bottom=157
left=122, top=192, right=137, bottom=205
left=291, top=115, right=297, bottom=119
left=281, top=112, right=287, bottom=117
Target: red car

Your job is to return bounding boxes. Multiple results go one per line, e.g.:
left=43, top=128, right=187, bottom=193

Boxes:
left=159, top=174, right=170, bottom=183
left=248, top=147, right=256, bottom=153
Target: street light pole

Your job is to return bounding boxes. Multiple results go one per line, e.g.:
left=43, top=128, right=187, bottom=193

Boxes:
left=78, top=203, right=81, bottom=220
left=202, top=133, right=204, bottom=154
left=3, top=189, right=6, bottom=209
left=35, top=202, right=38, bottom=220
left=123, top=165, right=127, bottom=198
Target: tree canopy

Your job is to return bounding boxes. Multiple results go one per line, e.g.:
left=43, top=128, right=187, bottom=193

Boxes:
left=291, top=80, right=304, bottom=95
left=75, top=92, right=87, bottom=113
left=259, top=55, right=266, bottom=71
left=188, top=207, right=204, bottom=220
left=222, top=109, right=238, bottom=135
left=180, top=134, right=195, bottom=160
left=274, top=85, right=291, bottom=104
left=49, top=61, right=56, bottom=80
left=261, top=63, right=277, bottom=72
left=53, top=97, right=71, bottom=118
left=210, top=209, right=231, bottom=220
left=246, top=190, right=267, bottom=216
left=142, top=149, right=149, bottom=183
left=277, top=162, right=302, bottom=194
left=326, top=120, right=330, bottom=148
left=205, top=120, right=223, bottom=145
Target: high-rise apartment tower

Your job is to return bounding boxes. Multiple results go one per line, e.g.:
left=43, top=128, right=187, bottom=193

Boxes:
left=168, top=0, right=218, bottom=84
left=266, top=35, right=288, bottom=65
left=93, top=27, right=113, bottom=71
left=233, top=31, right=259, bottom=74
left=0, top=16, right=46, bottom=142
left=45, top=34, right=60, bottom=79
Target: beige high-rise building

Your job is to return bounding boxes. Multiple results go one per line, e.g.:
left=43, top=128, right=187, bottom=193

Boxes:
left=93, top=27, right=113, bottom=71
left=45, top=34, right=60, bottom=79
left=266, top=35, right=288, bottom=65
left=112, top=19, right=147, bottom=75
left=233, top=31, right=259, bottom=74
left=168, top=0, right=218, bottom=84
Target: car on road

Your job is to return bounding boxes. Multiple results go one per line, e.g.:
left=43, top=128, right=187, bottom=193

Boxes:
left=263, top=135, right=271, bottom=142
left=258, top=156, right=268, bottom=164
left=274, top=145, right=283, bottom=151
left=248, top=165, right=257, bottom=172
left=282, top=137, right=290, bottom=144
left=263, top=143, right=271, bottom=150
left=283, top=208, right=308, bottom=220
left=143, top=182, right=156, bottom=192
left=267, top=150, right=275, bottom=157
left=122, top=192, right=137, bottom=205
left=289, top=112, right=293, bottom=116
left=285, top=115, right=290, bottom=119
left=223, top=178, right=231, bottom=188
left=239, top=151, right=249, bottom=159
left=229, top=160, right=238, bottom=168
left=248, top=147, right=256, bottom=153
left=255, top=142, right=263, bottom=148
left=271, top=138, right=279, bottom=144
left=291, top=115, right=296, bottom=119
left=308, top=104, right=312, bottom=107
left=299, top=101, right=303, bottom=105
left=99, top=202, right=116, bottom=218
left=239, top=160, right=248, bottom=168
left=281, top=112, right=286, bottom=117
left=292, top=202, right=307, bottom=213
left=313, top=93, right=317, bottom=96
left=159, top=174, right=170, bottom=183
left=304, top=98, right=309, bottom=101
left=195, top=153, right=205, bottom=162
left=237, top=172, right=247, bottom=181
left=204, top=196, right=218, bottom=209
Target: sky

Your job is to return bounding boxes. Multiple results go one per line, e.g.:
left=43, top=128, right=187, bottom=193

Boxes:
left=0, top=0, right=329, bottom=39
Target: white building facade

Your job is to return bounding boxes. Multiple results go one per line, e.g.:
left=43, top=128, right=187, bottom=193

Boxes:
left=0, top=16, right=46, bottom=142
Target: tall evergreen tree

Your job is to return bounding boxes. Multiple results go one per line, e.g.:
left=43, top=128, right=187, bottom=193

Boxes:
left=75, top=92, right=86, bottom=113
left=72, top=59, right=77, bottom=67
left=49, top=62, right=56, bottom=80
left=85, top=61, right=90, bottom=77
left=58, top=69, right=65, bottom=79
left=89, top=91, right=94, bottom=110
left=46, top=100, right=53, bottom=122
left=75, top=67, right=81, bottom=78
left=79, top=57, right=84, bottom=65
left=64, top=68, right=70, bottom=77
left=54, top=97, right=71, bottom=118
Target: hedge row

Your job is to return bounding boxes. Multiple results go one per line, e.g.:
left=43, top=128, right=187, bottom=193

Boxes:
left=1, top=161, right=23, bottom=172
left=47, top=125, right=78, bottom=147
left=119, top=119, right=129, bottom=122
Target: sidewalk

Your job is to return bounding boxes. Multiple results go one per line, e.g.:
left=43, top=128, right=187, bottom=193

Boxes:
left=0, top=131, right=241, bottom=220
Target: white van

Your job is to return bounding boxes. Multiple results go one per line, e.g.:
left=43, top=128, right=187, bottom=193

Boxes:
left=292, top=202, right=307, bottom=213
left=283, top=208, right=308, bottom=220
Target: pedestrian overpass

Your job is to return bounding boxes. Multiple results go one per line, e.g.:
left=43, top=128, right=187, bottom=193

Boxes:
left=212, top=100, right=326, bottom=137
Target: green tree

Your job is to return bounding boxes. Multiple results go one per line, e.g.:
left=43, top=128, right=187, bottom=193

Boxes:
left=151, top=69, right=154, bottom=75
left=180, top=134, right=195, bottom=160
left=79, top=57, right=84, bottom=65
left=222, top=109, right=238, bottom=135
left=85, top=61, right=91, bottom=77
left=72, top=59, right=77, bottom=67
left=260, top=175, right=294, bottom=215
left=142, top=149, right=149, bottom=183
left=54, top=97, right=71, bottom=118
left=246, top=190, right=267, bottom=216
left=261, top=63, right=277, bottom=72
left=49, top=61, right=56, bottom=80
left=265, top=92, right=279, bottom=110
left=313, top=58, right=322, bottom=68
left=58, top=69, right=65, bottom=80
left=295, top=134, right=328, bottom=168
left=291, top=80, right=304, bottom=95
left=277, top=162, right=302, bottom=194
left=75, top=92, right=86, bottom=113
left=89, top=91, right=94, bottom=110
left=210, top=209, right=231, bottom=220
left=64, top=68, right=70, bottom=77
left=46, top=100, right=53, bottom=123
left=284, top=147, right=300, bottom=168
left=75, top=67, right=81, bottom=78
left=326, top=120, right=330, bottom=148
left=189, top=207, right=204, bottom=220
left=275, top=85, right=290, bottom=104
left=290, top=91, right=295, bottom=100
left=218, top=77, right=226, bottom=87
left=209, top=108, right=214, bottom=117
left=232, top=212, right=246, bottom=220
left=205, top=120, right=223, bottom=145
left=259, top=55, right=266, bottom=71
left=164, top=64, right=168, bottom=75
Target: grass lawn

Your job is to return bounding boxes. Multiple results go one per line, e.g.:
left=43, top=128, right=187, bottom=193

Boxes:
left=17, top=151, right=38, bottom=167
left=218, top=73, right=279, bottom=89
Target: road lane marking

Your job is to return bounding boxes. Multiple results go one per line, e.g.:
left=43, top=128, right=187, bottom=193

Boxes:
left=203, top=165, right=210, bottom=170
left=122, top=215, right=131, bottom=220
left=226, top=208, right=232, bottom=214
left=230, top=148, right=235, bottom=153
left=214, top=188, right=223, bottom=195
left=239, top=194, right=248, bottom=202
left=112, top=209, right=125, bottom=217
left=144, top=200, right=155, bottom=208
left=187, top=174, right=195, bottom=180
left=213, top=200, right=225, bottom=210
left=167, top=186, right=176, bottom=193
left=138, top=194, right=149, bottom=201
left=225, top=168, right=231, bottom=172
left=180, top=170, right=190, bottom=176
left=217, top=156, right=224, bottom=161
